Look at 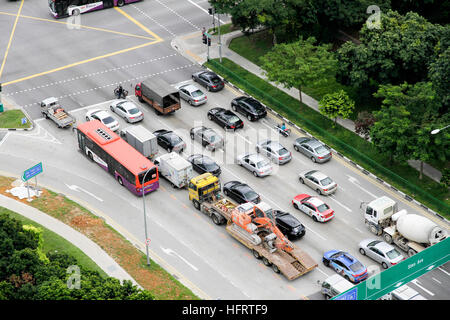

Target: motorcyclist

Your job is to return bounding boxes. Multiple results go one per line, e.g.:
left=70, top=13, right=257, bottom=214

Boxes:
left=116, top=85, right=124, bottom=99
left=280, top=122, right=287, bottom=132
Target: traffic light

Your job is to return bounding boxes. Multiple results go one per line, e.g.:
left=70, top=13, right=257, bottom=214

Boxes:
left=202, top=34, right=207, bottom=44
left=208, top=8, right=214, bottom=15
left=208, top=38, right=211, bottom=46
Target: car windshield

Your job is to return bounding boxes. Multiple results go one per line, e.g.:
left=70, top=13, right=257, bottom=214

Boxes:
left=103, top=117, right=115, bottom=124
left=316, top=203, right=329, bottom=213
left=169, top=134, right=182, bottom=144
left=320, top=177, right=333, bottom=186
left=278, top=148, right=289, bottom=156
left=227, top=115, right=240, bottom=123
left=191, top=90, right=203, bottom=97
left=244, top=190, right=257, bottom=200
left=211, top=77, right=221, bottom=84
left=203, top=159, right=217, bottom=170
left=349, top=262, right=364, bottom=273
left=315, top=146, right=328, bottom=154
left=128, top=108, right=140, bottom=115
left=257, top=160, right=270, bottom=168
left=386, top=249, right=402, bottom=259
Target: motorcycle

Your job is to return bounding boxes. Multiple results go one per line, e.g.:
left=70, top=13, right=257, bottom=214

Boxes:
left=275, top=124, right=291, bottom=137
left=114, top=86, right=128, bottom=99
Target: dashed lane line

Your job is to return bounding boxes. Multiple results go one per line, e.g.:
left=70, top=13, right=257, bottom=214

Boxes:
left=131, top=5, right=177, bottom=37
left=155, top=0, right=200, bottom=31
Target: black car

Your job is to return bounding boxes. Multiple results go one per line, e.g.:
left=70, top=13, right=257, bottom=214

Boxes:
left=153, top=129, right=186, bottom=153
left=231, top=96, right=267, bottom=121
left=192, top=71, right=224, bottom=92
left=223, top=181, right=260, bottom=204
left=273, top=210, right=306, bottom=240
left=188, top=154, right=221, bottom=176
left=207, top=107, right=244, bottom=131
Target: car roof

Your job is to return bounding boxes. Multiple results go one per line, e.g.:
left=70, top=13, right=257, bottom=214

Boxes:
left=119, top=101, right=138, bottom=110
left=180, top=84, right=201, bottom=92
left=307, top=197, right=325, bottom=207
left=334, top=252, right=358, bottom=265
left=373, top=241, right=395, bottom=252
left=308, top=170, right=329, bottom=180
left=276, top=212, right=301, bottom=227
left=246, top=153, right=266, bottom=162
left=92, top=110, right=112, bottom=119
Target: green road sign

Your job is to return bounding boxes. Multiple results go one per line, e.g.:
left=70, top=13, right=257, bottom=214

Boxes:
left=333, top=237, right=450, bottom=300
left=22, top=162, right=43, bottom=182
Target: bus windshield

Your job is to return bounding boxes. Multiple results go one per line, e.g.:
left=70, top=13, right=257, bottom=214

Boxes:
left=138, top=167, right=158, bottom=185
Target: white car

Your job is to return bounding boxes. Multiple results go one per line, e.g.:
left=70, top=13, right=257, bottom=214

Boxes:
left=237, top=153, right=272, bottom=177
left=110, top=99, right=143, bottom=123
left=85, top=109, right=120, bottom=132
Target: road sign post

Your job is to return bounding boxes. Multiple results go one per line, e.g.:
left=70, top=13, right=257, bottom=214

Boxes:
left=333, top=237, right=450, bottom=300
left=0, top=83, right=3, bottom=113
left=22, top=162, right=43, bottom=201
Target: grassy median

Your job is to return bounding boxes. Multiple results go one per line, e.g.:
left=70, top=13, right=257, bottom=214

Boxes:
left=205, top=58, right=450, bottom=217
left=0, top=110, right=31, bottom=129
left=0, top=176, right=199, bottom=300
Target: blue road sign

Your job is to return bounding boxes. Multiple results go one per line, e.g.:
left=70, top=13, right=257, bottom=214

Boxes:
left=334, top=287, right=357, bottom=300
left=22, top=162, right=43, bottom=181
left=21, top=117, right=27, bottom=125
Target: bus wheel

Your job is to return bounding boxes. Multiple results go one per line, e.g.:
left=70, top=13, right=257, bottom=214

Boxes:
left=117, top=176, right=124, bottom=186
left=87, top=152, right=93, bottom=161
left=117, top=0, right=125, bottom=7
left=73, top=9, right=80, bottom=16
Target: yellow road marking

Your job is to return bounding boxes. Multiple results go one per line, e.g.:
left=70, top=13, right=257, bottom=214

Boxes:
left=185, top=50, right=203, bottom=63
left=114, top=7, right=163, bottom=42
left=170, top=194, right=177, bottom=201
left=3, top=40, right=159, bottom=86
left=0, top=11, right=156, bottom=40
left=0, top=0, right=24, bottom=80
left=182, top=32, right=201, bottom=40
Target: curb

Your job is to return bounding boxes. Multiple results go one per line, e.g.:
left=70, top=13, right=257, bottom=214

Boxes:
left=198, top=63, right=449, bottom=226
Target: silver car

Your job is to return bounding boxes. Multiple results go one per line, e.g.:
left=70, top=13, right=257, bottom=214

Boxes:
left=293, top=137, right=332, bottom=163
left=85, top=109, right=120, bottom=132
left=298, top=170, right=337, bottom=195
left=256, top=139, right=292, bottom=164
left=237, top=153, right=273, bottom=177
left=178, top=84, right=207, bottom=106
left=110, top=99, right=144, bottom=123
left=190, top=126, right=224, bottom=151
left=359, top=239, right=405, bottom=269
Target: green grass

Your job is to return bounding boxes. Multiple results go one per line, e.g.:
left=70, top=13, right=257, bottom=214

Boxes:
left=208, top=23, right=237, bottom=36
left=205, top=58, right=450, bottom=217
left=0, top=206, right=107, bottom=277
left=0, top=109, right=31, bottom=129
left=228, top=30, right=379, bottom=119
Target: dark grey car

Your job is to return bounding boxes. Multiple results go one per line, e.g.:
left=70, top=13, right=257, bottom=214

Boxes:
left=293, top=137, right=332, bottom=163
left=192, top=71, right=224, bottom=92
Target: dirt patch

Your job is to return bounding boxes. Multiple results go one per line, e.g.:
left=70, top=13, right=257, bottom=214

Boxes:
left=0, top=176, right=197, bottom=300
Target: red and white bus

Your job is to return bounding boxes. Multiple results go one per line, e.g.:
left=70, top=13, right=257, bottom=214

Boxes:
left=49, top=0, right=141, bottom=18
left=76, top=120, right=159, bottom=196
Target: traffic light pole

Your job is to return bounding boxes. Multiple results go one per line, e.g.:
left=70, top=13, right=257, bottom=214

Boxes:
left=217, top=13, right=222, bottom=63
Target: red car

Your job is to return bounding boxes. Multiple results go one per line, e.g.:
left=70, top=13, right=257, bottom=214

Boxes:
left=292, top=194, right=334, bottom=222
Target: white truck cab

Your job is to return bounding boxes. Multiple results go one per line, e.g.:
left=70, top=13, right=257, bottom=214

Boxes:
left=363, top=196, right=397, bottom=235
left=319, top=274, right=354, bottom=300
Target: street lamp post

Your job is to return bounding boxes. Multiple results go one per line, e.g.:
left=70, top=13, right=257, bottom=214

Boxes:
left=141, top=166, right=152, bottom=266
left=431, top=124, right=450, bottom=135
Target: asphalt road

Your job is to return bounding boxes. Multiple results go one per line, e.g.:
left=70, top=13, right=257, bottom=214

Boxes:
left=0, top=0, right=448, bottom=300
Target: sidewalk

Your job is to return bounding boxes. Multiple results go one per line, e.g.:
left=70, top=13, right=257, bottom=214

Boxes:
left=172, top=30, right=443, bottom=183
left=0, top=193, right=141, bottom=288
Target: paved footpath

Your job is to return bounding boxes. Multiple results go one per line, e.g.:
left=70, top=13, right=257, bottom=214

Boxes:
left=172, top=29, right=443, bottom=183
left=0, top=193, right=141, bottom=288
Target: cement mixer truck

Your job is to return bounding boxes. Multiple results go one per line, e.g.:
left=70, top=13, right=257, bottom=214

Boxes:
left=362, top=196, right=447, bottom=257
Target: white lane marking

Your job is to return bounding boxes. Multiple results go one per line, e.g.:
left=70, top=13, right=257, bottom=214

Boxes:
left=353, top=227, right=364, bottom=233
left=65, top=183, right=104, bottom=202
left=316, top=267, right=330, bottom=277
left=156, top=0, right=200, bottom=30
left=437, top=267, right=450, bottom=277
left=432, top=277, right=441, bottom=284
left=261, top=119, right=278, bottom=134
left=161, top=247, right=199, bottom=271
left=236, top=132, right=252, bottom=144
left=346, top=174, right=378, bottom=199
left=186, top=0, right=226, bottom=24
left=0, top=132, right=10, bottom=148
left=132, top=5, right=177, bottom=37
left=410, top=279, right=435, bottom=296
left=328, top=194, right=352, bottom=212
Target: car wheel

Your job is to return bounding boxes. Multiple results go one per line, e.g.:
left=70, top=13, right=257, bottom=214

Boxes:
left=85, top=116, right=90, bottom=121
left=312, top=215, right=318, bottom=222
left=293, top=202, right=299, bottom=210
left=382, top=262, right=389, bottom=269
left=188, top=100, right=193, bottom=106
left=299, top=177, right=304, bottom=184
left=316, top=189, right=322, bottom=195
left=208, top=114, right=213, bottom=120
left=207, top=86, right=211, bottom=92
left=294, top=145, right=299, bottom=152
left=359, top=248, right=366, bottom=256
left=252, top=249, right=260, bottom=259
left=224, top=189, right=229, bottom=196
left=190, top=134, right=194, bottom=140
left=192, top=76, right=196, bottom=82
left=262, top=257, right=271, bottom=266
left=138, top=96, right=144, bottom=103
left=110, top=106, right=114, bottom=112
left=231, top=104, right=237, bottom=111
left=247, top=114, right=252, bottom=121
left=323, top=259, right=330, bottom=267
left=344, top=275, right=351, bottom=282
left=253, top=171, right=258, bottom=177
left=311, top=156, right=317, bottom=163
left=256, top=147, right=260, bottom=153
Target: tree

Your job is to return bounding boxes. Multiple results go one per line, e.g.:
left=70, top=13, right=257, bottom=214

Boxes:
left=337, top=10, right=446, bottom=89
left=440, top=168, right=450, bottom=188
left=429, top=47, right=450, bottom=113
left=318, top=90, right=355, bottom=126
left=355, top=111, right=375, bottom=140
left=260, top=36, right=337, bottom=106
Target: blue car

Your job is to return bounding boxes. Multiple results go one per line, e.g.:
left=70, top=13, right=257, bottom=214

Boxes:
left=323, top=250, right=368, bottom=283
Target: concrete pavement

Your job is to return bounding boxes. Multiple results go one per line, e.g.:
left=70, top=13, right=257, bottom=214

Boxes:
left=0, top=192, right=141, bottom=288
left=171, top=29, right=444, bottom=183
